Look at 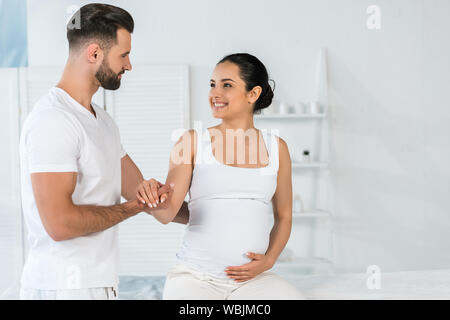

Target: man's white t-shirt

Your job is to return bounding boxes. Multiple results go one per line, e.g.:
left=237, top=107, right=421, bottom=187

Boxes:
left=19, top=87, right=127, bottom=290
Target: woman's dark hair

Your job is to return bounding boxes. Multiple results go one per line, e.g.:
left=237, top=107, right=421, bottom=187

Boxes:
left=67, top=3, right=134, bottom=52
left=218, top=53, right=275, bottom=114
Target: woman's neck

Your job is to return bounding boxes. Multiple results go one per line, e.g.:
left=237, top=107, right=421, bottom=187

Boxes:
left=217, top=116, right=255, bottom=132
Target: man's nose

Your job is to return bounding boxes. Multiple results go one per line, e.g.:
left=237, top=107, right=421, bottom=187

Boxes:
left=125, top=57, right=132, bottom=71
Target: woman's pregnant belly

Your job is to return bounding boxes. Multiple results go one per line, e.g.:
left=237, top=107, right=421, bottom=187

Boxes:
left=177, top=198, right=273, bottom=278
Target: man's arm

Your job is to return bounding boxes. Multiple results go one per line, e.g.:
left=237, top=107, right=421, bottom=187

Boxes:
left=121, top=154, right=144, bottom=201
left=31, top=171, right=145, bottom=241
left=172, top=201, right=189, bottom=224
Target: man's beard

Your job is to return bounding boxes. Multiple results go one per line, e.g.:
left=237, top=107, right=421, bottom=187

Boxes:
left=95, top=59, right=123, bottom=91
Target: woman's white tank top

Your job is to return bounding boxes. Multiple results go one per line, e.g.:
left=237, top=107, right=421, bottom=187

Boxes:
left=176, top=128, right=279, bottom=278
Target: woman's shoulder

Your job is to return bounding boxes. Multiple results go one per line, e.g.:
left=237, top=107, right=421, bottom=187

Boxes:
left=277, top=136, right=288, bottom=150
left=182, top=129, right=197, bottom=150
left=185, top=128, right=196, bottom=138
left=169, top=129, right=197, bottom=166
left=260, top=129, right=287, bottom=150
left=277, top=137, right=291, bottom=169
left=265, top=132, right=289, bottom=163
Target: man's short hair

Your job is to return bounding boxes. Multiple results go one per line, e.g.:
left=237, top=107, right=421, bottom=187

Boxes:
left=67, top=3, right=134, bottom=52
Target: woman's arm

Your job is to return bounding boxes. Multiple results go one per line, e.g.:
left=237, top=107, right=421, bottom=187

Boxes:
left=264, top=137, right=293, bottom=265
left=225, top=136, right=293, bottom=282
left=137, top=130, right=195, bottom=224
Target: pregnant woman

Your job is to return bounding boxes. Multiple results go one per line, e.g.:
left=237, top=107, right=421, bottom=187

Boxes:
left=137, top=53, right=304, bottom=299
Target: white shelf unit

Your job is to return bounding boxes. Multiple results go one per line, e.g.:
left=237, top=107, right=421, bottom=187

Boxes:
left=255, top=113, right=326, bottom=120
left=256, top=48, right=334, bottom=275
left=293, top=209, right=331, bottom=219
left=292, top=161, right=329, bottom=168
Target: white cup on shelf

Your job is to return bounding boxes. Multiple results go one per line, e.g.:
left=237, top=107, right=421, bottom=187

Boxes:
left=309, top=101, right=321, bottom=114
left=278, top=102, right=290, bottom=114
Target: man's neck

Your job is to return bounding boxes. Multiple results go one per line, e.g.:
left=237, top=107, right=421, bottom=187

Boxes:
left=56, top=62, right=100, bottom=116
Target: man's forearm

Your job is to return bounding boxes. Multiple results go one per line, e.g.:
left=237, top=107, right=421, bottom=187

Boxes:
left=121, top=154, right=145, bottom=201
left=172, top=201, right=189, bottom=224
left=60, top=200, right=144, bottom=240
left=145, top=200, right=190, bottom=225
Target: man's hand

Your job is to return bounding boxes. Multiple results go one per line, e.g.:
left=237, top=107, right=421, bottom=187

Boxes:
left=225, top=252, right=275, bottom=283
left=136, top=178, right=174, bottom=210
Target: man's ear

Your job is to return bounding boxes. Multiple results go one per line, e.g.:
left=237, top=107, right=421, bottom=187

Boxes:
left=86, top=43, right=103, bottom=64
left=247, top=86, right=262, bottom=104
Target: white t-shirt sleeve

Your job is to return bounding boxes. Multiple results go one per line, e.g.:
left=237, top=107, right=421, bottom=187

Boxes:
left=25, top=109, right=80, bottom=173
left=120, top=143, right=127, bottom=159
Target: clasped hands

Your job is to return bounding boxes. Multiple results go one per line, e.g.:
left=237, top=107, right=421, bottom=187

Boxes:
left=135, top=178, right=174, bottom=211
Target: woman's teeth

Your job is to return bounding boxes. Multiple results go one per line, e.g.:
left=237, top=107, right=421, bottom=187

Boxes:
left=214, top=103, right=227, bottom=108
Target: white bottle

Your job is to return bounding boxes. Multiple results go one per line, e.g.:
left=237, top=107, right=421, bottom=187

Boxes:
left=293, top=148, right=303, bottom=163
left=293, top=194, right=303, bottom=213
left=302, top=150, right=311, bottom=162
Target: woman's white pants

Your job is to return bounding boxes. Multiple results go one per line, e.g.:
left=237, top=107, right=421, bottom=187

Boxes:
left=163, top=264, right=306, bottom=300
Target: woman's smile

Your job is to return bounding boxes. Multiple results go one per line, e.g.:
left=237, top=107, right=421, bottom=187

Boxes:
left=212, top=101, right=229, bottom=110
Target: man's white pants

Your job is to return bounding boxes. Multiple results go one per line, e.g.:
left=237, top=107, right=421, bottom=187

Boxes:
left=163, top=264, right=306, bottom=300
left=20, top=286, right=118, bottom=300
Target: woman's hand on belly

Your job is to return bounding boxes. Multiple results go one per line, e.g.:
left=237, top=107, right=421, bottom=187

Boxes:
left=224, top=252, right=274, bottom=282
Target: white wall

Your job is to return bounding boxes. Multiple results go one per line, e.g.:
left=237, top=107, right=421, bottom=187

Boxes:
left=25, top=0, right=450, bottom=273
left=0, top=69, right=23, bottom=296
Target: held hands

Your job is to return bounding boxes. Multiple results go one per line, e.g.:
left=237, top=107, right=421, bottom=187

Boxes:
left=225, top=252, right=275, bottom=283
left=136, top=178, right=174, bottom=211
